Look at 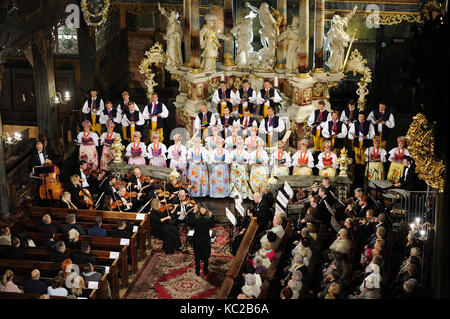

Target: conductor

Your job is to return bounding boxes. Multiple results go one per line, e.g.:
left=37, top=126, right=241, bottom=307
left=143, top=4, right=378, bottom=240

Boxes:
left=186, top=205, right=215, bottom=276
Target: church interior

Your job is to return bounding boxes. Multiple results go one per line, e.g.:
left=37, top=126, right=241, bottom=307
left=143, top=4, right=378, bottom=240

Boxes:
left=0, top=0, right=448, bottom=301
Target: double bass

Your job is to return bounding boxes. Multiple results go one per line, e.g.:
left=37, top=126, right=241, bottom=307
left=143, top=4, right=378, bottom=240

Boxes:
left=37, top=137, right=63, bottom=200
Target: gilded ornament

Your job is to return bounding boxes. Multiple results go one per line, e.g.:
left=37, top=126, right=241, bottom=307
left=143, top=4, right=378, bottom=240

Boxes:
left=80, top=0, right=111, bottom=28
left=312, top=82, right=325, bottom=98
left=302, top=88, right=312, bottom=105
left=196, top=83, right=204, bottom=98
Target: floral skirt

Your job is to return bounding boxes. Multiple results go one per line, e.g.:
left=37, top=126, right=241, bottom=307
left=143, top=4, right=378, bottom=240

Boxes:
left=293, top=166, right=313, bottom=176
left=149, top=156, right=167, bottom=167
left=79, top=144, right=98, bottom=170
left=273, top=165, right=290, bottom=177
left=128, top=156, right=146, bottom=165
left=387, top=161, right=404, bottom=183
left=229, top=163, right=252, bottom=200
left=319, top=167, right=337, bottom=177
left=249, top=165, right=269, bottom=194
left=366, top=161, right=385, bottom=181
left=100, top=145, right=115, bottom=170
left=188, top=162, right=209, bottom=197
left=208, top=163, right=230, bottom=198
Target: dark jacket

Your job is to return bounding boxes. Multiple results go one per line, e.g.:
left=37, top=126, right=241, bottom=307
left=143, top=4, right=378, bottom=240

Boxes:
left=88, top=226, right=108, bottom=237
left=399, top=164, right=419, bottom=191
left=110, top=227, right=133, bottom=239
left=254, top=200, right=271, bottom=231
left=187, top=214, right=215, bottom=259
left=72, top=252, right=98, bottom=266
left=49, top=250, right=69, bottom=263
left=37, top=223, right=58, bottom=234
left=23, top=279, right=47, bottom=294
left=28, top=149, right=50, bottom=173
left=2, top=246, right=25, bottom=260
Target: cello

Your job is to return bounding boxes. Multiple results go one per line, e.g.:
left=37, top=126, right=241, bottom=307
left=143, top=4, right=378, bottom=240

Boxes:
left=38, top=137, right=64, bottom=200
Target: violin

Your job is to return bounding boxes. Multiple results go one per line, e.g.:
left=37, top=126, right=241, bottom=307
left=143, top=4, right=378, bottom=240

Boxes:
left=113, top=180, right=128, bottom=190
left=110, top=200, right=123, bottom=210
left=156, top=190, right=170, bottom=198
left=139, top=174, right=152, bottom=184
left=123, top=191, right=141, bottom=199
left=181, top=199, right=196, bottom=207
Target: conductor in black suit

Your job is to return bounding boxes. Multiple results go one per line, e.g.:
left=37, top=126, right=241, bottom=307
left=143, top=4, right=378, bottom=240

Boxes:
left=394, top=156, right=419, bottom=191
left=187, top=205, right=215, bottom=276
left=250, top=192, right=271, bottom=232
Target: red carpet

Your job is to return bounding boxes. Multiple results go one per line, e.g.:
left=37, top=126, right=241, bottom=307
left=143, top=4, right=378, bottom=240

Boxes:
left=123, top=224, right=234, bottom=299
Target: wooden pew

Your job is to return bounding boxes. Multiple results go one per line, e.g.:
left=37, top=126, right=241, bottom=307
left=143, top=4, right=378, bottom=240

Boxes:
left=0, top=259, right=109, bottom=299
left=0, top=292, right=68, bottom=299
left=27, top=206, right=149, bottom=261
left=217, top=218, right=259, bottom=299
left=257, top=221, right=293, bottom=299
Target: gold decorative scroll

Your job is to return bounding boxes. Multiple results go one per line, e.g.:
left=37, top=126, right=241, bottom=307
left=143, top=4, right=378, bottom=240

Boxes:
left=176, top=108, right=192, bottom=131
left=368, top=13, right=423, bottom=25
left=406, top=113, right=445, bottom=192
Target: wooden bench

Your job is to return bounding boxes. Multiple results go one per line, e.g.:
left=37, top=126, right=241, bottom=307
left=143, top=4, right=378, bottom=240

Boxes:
left=257, top=221, right=293, bottom=299
left=217, top=218, right=259, bottom=299
left=0, top=292, right=69, bottom=299
left=27, top=206, right=151, bottom=260
left=0, top=259, right=110, bottom=299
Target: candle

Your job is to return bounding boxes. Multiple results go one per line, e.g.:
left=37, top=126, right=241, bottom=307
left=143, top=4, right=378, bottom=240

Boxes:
left=274, top=76, right=278, bottom=87
left=415, top=217, right=420, bottom=225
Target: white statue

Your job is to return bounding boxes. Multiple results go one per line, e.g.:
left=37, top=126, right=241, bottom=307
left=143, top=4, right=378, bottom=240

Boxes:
left=230, top=13, right=255, bottom=68
left=325, top=4, right=358, bottom=73
left=200, top=13, right=231, bottom=72
left=144, top=73, right=158, bottom=99
left=277, top=16, right=300, bottom=71
left=158, top=2, right=183, bottom=68
left=245, top=2, right=278, bottom=62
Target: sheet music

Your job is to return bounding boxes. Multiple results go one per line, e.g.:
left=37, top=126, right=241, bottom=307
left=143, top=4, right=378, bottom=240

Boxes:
left=275, top=203, right=285, bottom=215
left=324, top=200, right=340, bottom=233
left=277, top=191, right=289, bottom=208
left=235, top=201, right=245, bottom=217
left=225, top=207, right=237, bottom=226
left=283, top=181, right=294, bottom=199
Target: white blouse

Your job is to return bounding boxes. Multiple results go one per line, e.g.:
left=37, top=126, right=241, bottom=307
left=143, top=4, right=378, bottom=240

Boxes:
left=269, top=150, right=292, bottom=167
left=125, top=142, right=148, bottom=158
left=77, top=131, right=99, bottom=146
left=147, top=142, right=168, bottom=159
left=316, top=151, right=339, bottom=169
left=291, top=150, right=315, bottom=168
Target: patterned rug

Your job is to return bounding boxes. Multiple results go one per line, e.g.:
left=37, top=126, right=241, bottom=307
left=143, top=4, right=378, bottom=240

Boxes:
left=123, top=224, right=234, bottom=299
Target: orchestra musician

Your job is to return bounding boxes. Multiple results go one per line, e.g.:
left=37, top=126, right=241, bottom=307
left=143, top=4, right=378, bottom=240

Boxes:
left=142, top=92, right=169, bottom=142
left=233, top=79, right=257, bottom=116
left=169, top=190, right=195, bottom=226
left=212, top=81, right=234, bottom=117
left=256, top=80, right=282, bottom=118
left=194, top=103, right=217, bottom=140
left=121, top=101, right=145, bottom=143
left=67, top=175, right=90, bottom=210
left=149, top=198, right=182, bottom=254
left=112, top=186, right=143, bottom=212
left=147, top=131, right=167, bottom=167
left=270, top=141, right=292, bottom=176
left=186, top=205, right=215, bottom=276
left=74, top=160, right=98, bottom=195
left=307, top=100, right=331, bottom=153
left=28, top=140, right=53, bottom=200
left=59, top=191, right=78, bottom=209
left=81, top=89, right=104, bottom=136
left=291, top=139, right=314, bottom=176
left=187, top=136, right=210, bottom=198
left=77, top=120, right=99, bottom=170
left=125, top=131, right=148, bottom=165
left=99, top=119, right=121, bottom=170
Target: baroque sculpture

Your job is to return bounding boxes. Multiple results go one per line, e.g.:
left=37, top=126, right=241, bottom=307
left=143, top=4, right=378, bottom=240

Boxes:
left=158, top=2, right=183, bottom=68
left=325, top=5, right=358, bottom=73
left=230, top=13, right=255, bottom=68
left=200, top=13, right=231, bottom=72
left=278, top=16, right=301, bottom=71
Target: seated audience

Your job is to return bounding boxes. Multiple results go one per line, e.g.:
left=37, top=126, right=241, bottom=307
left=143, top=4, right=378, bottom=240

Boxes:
left=23, top=269, right=47, bottom=294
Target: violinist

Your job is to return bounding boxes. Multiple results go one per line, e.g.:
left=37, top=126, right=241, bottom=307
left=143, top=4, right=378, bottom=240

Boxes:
left=128, top=167, right=154, bottom=196
left=169, top=190, right=195, bottom=225
left=112, top=186, right=143, bottom=212
left=104, top=175, right=119, bottom=197
left=149, top=198, right=182, bottom=254
left=67, top=175, right=89, bottom=210
left=74, top=160, right=101, bottom=195
left=166, top=174, right=187, bottom=196
left=58, top=191, right=78, bottom=209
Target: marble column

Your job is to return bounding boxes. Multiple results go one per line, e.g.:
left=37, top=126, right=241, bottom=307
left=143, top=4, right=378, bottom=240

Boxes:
left=190, top=0, right=201, bottom=69
left=276, top=0, right=288, bottom=68
left=223, top=0, right=235, bottom=61
left=183, top=0, right=192, bottom=66
left=32, top=34, right=58, bottom=152
left=313, top=0, right=325, bottom=70
left=298, top=0, right=309, bottom=74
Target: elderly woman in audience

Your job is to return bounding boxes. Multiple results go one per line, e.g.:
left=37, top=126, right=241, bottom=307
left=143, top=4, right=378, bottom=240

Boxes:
left=329, top=228, right=351, bottom=258
left=241, top=273, right=261, bottom=298
left=361, top=238, right=385, bottom=268
left=325, top=282, right=340, bottom=299
left=285, top=246, right=309, bottom=277
left=253, top=255, right=268, bottom=276
left=318, top=269, right=342, bottom=299
left=396, top=278, right=420, bottom=299
left=349, top=273, right=381, bottom=299
left=0, top=270, right=22, bottom=293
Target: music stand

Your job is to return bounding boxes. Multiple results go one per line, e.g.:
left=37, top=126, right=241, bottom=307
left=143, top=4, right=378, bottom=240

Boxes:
left=217, top=208, right=237, bottom=254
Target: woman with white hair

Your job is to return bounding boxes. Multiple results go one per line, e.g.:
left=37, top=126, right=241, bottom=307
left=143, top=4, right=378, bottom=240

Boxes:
left=329, top=228, right=351, bottom=256
left=241, top=273, right=261, bottom=298
left=167, top=133, right=187, bottom=176
left=229, top=137, right=252, bottom=199
left=77, top=120, right=99, bottom=170
left=125, top=131, right=148, bottom=165
left=208, top=136, right=231, bottom=198
left=248, top=139, right=269, bottom=193
left=187, top=136, right=209, bottom=197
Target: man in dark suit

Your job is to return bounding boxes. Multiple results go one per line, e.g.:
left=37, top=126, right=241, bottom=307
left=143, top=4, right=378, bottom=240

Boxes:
left=110, top=219, right=133, bottom=239
left=49, top=241, right=69, bottom=262
left=37, top=214, right=58, bottom=234
left=23, top=269, right=47, bottom=294
left=251, top=192, right=271, bottom=232
left=394, top=156, right=419, bottom=191
left=2, top=237, right=25, bottom=260
left=28, top=140, right=52, bottom=200
left=59, top=213, right=87, bottom=236
left=187, top=206, right=215, bottom=276
left=316, top=186, right=332, bottom=227
left=72, top=242, right=98, bottom=265
left=88, top=216, right=109, bottom=237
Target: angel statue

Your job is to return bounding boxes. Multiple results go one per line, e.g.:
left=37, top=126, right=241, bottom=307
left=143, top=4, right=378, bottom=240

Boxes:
left=277, top=16, right=300, bottom=71
left=158, top=2, right=183, bottom=68
left=200, top=13, right=231, bottom=72
left=245, top=2, right=278, bottom=62
left=230, top=12, right=256, bottom=68
left=324, top=4, right=358, bottom=73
